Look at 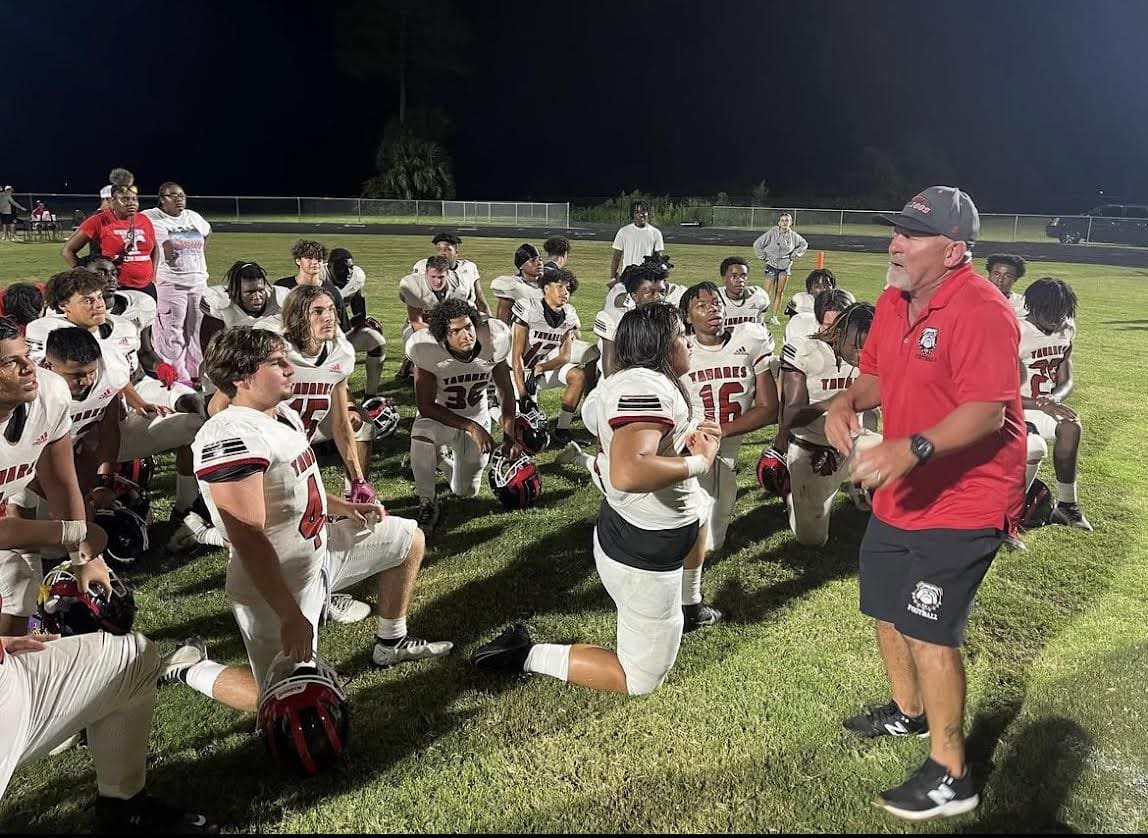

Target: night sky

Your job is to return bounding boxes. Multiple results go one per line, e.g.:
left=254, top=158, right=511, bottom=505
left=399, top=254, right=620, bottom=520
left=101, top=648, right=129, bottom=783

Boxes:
left=6, top=0, right=1147, bottom=211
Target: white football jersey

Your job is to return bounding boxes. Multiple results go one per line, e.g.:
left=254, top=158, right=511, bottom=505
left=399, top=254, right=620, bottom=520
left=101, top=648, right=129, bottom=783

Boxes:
left=1019, top=317, right=1076, bottom=400
left=1009, top=292, right=1027, bottom=318
left=787, top=291, right=816, bottom=316
left=718, top=286, right=770, bottom=329
left=593, top=304, right=626, bottom=376
left=193, top=404, right=328, bottom=602
left=0, top=368, right=72, bottom=505
left=284, top=332, right=356, bottom=440
left=26, top=314, right=140, bottom=374
left=782, top=335, right=859, bottom=445
left=784, top=312, right=820, bottom=346
left=399, top=271, right=476, bottom=315
left=200, top=285, right=289, bottom=326
left=407, top=319, right=511, bottom=421
left=594, top=367, right=698, bottom=530
left=65, top=352, right=131, bottom=437
left=511, top=298, right=581, bottom=368
left=683, top=324, right=773, bottom=455
left=604, top=281, right=686, bottom=312
left=489, top=274, right=543, bottom=305
left=111, top=290, right=157, bottom=333
left=413, top=257, right=480, bottom=298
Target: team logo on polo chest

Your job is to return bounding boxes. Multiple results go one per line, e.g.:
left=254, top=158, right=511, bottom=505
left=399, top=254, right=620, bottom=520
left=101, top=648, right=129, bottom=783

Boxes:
left=918, top=327, right=939, bottom=355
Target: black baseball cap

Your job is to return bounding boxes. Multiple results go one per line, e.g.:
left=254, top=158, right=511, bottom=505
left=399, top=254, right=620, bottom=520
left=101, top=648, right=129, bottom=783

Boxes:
left=877, top=186, right=980, bottom=245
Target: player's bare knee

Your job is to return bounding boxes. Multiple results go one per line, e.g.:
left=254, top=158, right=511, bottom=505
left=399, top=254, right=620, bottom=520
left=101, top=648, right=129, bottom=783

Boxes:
left=407, top=526, right=426, bottom=566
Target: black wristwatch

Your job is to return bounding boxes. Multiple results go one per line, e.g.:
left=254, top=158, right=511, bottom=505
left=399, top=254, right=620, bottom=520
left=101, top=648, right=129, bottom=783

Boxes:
left=909, top=434, right=935, bottom=464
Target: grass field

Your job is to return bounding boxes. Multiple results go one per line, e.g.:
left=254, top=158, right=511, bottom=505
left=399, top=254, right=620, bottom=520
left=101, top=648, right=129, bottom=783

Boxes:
left=1, top=234, right=1146, bottom=833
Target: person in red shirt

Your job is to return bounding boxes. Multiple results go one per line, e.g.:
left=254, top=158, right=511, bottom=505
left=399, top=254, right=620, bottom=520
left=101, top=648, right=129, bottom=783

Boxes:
left=825, top=186, right=1025, bottom=821
left=62, top=183, right=158, bottom=298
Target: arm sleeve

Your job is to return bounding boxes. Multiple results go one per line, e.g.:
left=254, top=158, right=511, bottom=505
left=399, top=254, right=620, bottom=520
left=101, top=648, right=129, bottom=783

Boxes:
left=859, top=293, right=895, bottom=377
left=397, top=276, right=419, bottom=308
left=611, top=228, right=625, bottom=250
left=606, top=377, right=676, bottom=430
left=594, top=310, right=617, bottom=342
left=792, top=232, right=809, bottom=257
left=490, top=319, right=513, bottom=363
left=654, top=229, right=665, bottom=251
left=752, top=232, right=768, bottom=261
left=79, top=214, right=101, bottom=239
left=510, top=299, right=531, bottom=327
left=950, top=303, right=1022, bottom=402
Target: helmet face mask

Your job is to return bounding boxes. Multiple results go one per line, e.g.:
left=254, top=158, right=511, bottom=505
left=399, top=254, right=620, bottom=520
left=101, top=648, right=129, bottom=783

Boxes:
left=513, top=401, right=550, bottom=455
left=488, top=451, right=543, bottom=510
left=94, top=503, right=150, bottom=566
left=258, top=652, right=350, bottom=777
left=37, top=561, right=137, bottom=636
left=361, top=396, right=400, bottom=439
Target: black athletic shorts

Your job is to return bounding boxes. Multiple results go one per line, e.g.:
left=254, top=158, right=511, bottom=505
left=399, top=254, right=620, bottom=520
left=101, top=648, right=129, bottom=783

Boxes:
left=0, top=212, right=14, bottom=225
left=858, top=516, right=1004, bottom=647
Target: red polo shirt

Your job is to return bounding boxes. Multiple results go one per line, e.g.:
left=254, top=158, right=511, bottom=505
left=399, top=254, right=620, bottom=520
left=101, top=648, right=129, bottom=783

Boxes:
left=860, top=263, right=1025, bottom=532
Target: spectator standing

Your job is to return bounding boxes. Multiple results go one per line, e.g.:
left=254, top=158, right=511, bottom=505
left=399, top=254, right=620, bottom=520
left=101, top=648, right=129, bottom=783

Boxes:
left=143, top=182, right=212, bottom=385
left=63, top=177, right=158, bottom=298
left=0, top=186, right=27, bottom=242
left=753, top=212, right=808, bottom=325
left=608, top=201, right=664, bottom=290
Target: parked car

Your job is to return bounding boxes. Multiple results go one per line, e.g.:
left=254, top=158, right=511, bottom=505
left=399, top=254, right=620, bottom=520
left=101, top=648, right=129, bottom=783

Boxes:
left=1046, top=203, right=1148, bottom=245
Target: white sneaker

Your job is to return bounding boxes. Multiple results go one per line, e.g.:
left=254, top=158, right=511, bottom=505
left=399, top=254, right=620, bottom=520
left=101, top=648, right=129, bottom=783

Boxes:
left=556, top=440, right=586, bottom=466
left=159, top=636, right=209, bottom=686
left=48, top=732, right=83, bottom=756
left=769, top=315, right=781, bottom=326
left=326, top=593, right=371, bottom=624
left=167, top=511, right=225, bottom=552
left=372, top=635, right=454, bottom=668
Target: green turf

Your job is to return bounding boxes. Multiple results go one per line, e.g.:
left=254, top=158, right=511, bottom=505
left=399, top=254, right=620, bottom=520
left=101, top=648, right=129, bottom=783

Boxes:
left=1, top=234, right=1146, bottom=832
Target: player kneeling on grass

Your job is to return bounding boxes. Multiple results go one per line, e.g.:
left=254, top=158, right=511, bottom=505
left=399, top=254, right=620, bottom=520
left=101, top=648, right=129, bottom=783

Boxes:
left=473, top=303, right=722, bottom=694
left=679, top=282, right=778, bottom=554
left=510, top=267, right=589, bottom=448
left=407, top=298, right=516, bottom=537
left=164, top=327, right=451, bottom=714
left=0, top=516, right=219, bottom=833
left=1018, top=277, right=1090, bottom=530
left=766, top=302, right=878, bottom=547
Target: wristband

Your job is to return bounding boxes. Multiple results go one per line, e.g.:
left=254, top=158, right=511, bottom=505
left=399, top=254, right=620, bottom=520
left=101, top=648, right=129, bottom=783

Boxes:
left=60, top=519, right=88, bottom=547
left=684, top=454, right=709, bottom=478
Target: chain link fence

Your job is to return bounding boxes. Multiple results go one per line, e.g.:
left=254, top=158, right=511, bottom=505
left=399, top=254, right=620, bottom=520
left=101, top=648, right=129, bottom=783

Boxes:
left=710, top=206, right=1148, bottom=247
left=6, top=194, right=570, bottom=229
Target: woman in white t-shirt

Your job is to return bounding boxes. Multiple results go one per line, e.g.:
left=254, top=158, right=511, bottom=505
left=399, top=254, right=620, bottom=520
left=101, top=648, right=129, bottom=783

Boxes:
left=472, top=303, right=721, bottom=695
left=143, top=182, right=211, bottom=385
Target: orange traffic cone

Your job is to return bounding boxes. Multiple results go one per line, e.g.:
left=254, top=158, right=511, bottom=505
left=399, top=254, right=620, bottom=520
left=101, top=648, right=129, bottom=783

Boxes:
left=816, top=251, right=825, bottom=270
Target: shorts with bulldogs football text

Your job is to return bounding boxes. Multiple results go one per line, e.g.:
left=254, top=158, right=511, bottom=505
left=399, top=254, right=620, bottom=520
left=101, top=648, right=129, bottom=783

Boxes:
left=858, top=517, right=1004, bottom=647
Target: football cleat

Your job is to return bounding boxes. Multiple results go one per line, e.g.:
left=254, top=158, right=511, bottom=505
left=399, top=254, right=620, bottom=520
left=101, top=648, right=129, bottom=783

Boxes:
left=258, top=653, right=350, bottom=777
left=37, top=561, right=137, bottom=636
left=488, top=451, right=543, bottom=510
left=371, top=635, right=454, bottom=669
left=843, top=700, right=929, bottom=739
left=683, top=601, right=724, bottom=631
left=94, top=503, right=150, bottom=566
left=361, top=396, right=400, bottom=438
left=324, top=594, right=371, bottom=624
left=1051, top=502, right=1093, bottom=531
left=415, top=498, right=441, bottom=536
left=471, top=623, right=533, bottom=673
left=513, top=399, right=550, bottom=455
left=756, top=447, right=791, bottom=499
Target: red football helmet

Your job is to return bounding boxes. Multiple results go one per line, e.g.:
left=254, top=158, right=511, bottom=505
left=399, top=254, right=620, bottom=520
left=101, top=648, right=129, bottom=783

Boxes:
left=37, top=561, right=137, bottom=636
left=361, top=396, right=400, bottom=438
left=117, top=456, right=154, bottom=491
left=488, top=451, right=543, bottom=509
left=513, top=400, right=550, bottom=455
left=756, top=448, right=791, bottom=499
left=258, top=653, right=350, bottom=777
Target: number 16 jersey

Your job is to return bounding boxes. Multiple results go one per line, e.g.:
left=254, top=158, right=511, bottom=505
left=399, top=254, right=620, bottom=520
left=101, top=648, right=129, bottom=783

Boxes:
left=192, top=404, right=328, bottom=604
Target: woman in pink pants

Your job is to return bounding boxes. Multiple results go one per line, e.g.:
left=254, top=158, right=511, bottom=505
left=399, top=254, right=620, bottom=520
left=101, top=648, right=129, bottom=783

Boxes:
left=143, top=183, right=211, bottom=385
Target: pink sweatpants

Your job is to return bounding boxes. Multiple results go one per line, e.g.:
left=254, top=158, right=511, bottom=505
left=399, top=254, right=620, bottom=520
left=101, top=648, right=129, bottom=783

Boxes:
left=155, top=283, right=205, bottom=383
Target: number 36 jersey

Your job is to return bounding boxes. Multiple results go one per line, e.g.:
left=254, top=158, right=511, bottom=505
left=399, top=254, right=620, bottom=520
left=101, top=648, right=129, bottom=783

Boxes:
left=192, top=404, right=328, bottom=603
left=1019, top=317, right=1075, bottom=399
left=406, top=319, right=511, bottom=421
left=682, top=324, right=774, bottom=457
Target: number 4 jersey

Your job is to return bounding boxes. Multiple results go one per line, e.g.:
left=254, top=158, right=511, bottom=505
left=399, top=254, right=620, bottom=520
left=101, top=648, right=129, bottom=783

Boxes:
left=192, top=404, right=328, bottom=604
left=406, top=319, right=512, bottom=421
left=683, top=324, right=774, bottom=459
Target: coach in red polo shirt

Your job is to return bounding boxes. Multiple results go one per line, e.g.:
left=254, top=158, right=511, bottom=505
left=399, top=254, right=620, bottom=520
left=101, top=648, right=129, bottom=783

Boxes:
left=825, top=186, right=1025, bottom=821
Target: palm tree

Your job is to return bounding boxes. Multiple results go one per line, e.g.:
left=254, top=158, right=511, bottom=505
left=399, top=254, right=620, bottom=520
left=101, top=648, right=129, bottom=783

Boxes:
left=363, top=132, right=455, bottom=199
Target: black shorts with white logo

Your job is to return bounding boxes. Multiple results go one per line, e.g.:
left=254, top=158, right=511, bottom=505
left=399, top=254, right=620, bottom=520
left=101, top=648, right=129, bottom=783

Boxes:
left=859, top=517, right=1003, bottom=647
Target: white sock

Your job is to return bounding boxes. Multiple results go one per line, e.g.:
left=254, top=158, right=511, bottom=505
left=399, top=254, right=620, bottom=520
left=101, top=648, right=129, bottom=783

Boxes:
left=365, top=356, right=383, bottom=395
left=1025, top=461, right=1041, bottom=491
left=524, top=643, right=571, bottom=680
left=410, top=442, right=439, bottom=500
left=175, top=475, right=199, bottom=511
left=343, top=476, right=352, bottom=495
left=1057, top=481, right=1078, bottom=504
left=578, top=453, right=595, bottom=471
left=376, top=615, right=407, bottom=641
left=557, top=409, right=574, bottom=430
left=186, top=661, right=226, bottom=699
left=682, top=566, right=703, bottom=606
